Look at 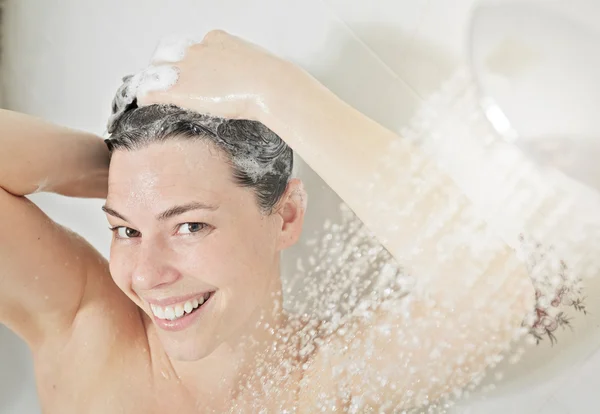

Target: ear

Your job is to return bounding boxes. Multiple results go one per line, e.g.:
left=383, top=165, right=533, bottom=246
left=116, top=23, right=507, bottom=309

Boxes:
left=274, top=178, right=307, bottom=251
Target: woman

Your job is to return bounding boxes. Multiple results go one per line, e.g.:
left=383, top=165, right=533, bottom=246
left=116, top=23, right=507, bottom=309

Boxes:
left=0, top=30, right=535, bottom=413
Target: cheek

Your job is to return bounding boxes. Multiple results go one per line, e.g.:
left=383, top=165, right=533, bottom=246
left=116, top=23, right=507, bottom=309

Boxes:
left=184, top=239, right=245, bottom=287
left=108, top=248, right=135, bottom=294
left=195, top=227, right=276, bottom=288
left=230, top=225, right=279, bottom=285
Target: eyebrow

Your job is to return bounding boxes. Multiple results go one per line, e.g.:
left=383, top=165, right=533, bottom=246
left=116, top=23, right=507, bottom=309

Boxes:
left=101, top=201, right=219, bottom=222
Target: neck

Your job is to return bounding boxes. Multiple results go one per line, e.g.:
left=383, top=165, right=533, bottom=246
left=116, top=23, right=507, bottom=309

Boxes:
left=169, top=287, right=294, bottom=402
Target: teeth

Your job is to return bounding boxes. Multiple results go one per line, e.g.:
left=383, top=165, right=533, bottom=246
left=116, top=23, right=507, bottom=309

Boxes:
left=150, top=294, right=211, bottom=321
left=152, top=305, right=165, bottom=319
left=164, top=307, right=175, bottom=320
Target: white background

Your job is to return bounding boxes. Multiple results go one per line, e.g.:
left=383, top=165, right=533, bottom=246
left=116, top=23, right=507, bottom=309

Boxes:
left=1, top=0, right=599, bottom=413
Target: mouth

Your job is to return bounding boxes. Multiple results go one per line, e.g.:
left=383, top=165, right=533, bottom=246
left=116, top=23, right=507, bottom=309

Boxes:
left=148, top=291, right=215, bottom=331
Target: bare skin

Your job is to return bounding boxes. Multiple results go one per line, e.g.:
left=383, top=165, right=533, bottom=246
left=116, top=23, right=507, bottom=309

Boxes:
left=0, top=31, right=535, bottom=413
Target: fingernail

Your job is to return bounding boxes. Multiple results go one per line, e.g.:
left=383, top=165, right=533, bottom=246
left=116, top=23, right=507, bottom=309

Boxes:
left=137, top=65, right=180, bottom=98
left=151, top=34, right=202, bottom=63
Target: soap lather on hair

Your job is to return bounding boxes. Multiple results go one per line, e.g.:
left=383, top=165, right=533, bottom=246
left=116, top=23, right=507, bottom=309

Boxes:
left=105, top=73, right=294, bottom=213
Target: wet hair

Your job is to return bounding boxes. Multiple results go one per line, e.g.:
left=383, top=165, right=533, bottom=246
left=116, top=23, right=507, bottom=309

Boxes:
left=104, top=76, right=294, bottom=213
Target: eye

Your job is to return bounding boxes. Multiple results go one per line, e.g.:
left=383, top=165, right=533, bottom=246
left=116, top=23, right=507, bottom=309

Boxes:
left=109, top=226, right=141, bottom=239
left=177, top=222, right=207, bottom=234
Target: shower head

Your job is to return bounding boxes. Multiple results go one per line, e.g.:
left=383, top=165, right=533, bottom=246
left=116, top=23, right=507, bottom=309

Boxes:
left=468, top=0, right=600, bottom=193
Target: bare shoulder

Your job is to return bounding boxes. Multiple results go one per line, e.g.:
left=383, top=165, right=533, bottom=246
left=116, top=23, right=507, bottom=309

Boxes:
left=0, top=187, right=142, bottom=348
left=0, top=190, right=177, bottom=412
left=33, top=257, right=152, bottom=411
left=291, top=316, right=353, bottom=412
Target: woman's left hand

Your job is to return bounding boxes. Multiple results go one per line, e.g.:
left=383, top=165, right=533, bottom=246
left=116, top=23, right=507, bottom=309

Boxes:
left=136, top=30, right=304, bottom=121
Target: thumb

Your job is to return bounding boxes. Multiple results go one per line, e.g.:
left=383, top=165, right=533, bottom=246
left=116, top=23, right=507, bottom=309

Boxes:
left=137, top=89, right=174, bottom=107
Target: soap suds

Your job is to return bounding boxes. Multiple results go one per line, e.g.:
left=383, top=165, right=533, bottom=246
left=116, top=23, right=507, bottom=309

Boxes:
left=150, top=33, right=202, bottom=63
left=106, top=65, right=179, bottom=136
left=266, top=67, right=596, bottom=412
left=104, top=40, right=597, bottom=411
left=136, top=65, right=180, bottom=98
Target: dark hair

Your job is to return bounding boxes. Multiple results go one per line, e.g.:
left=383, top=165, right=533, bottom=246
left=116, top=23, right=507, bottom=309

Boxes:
left=104, top=78, right=294, bottom=213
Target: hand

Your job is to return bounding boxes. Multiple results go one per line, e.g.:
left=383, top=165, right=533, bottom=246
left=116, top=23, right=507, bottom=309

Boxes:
left=136, top=30, right=300, bottom=120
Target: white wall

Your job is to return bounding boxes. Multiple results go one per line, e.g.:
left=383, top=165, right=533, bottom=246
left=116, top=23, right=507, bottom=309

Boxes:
left=1, top=0, right=599, bottom=413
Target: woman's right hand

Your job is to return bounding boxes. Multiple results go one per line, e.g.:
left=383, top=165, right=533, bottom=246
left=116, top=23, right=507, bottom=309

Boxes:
left=135, top=30, right=309, bottom=121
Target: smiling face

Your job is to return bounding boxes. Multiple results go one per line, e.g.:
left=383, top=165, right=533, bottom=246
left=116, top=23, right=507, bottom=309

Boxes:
left=104, top=138, right=303, bottom=361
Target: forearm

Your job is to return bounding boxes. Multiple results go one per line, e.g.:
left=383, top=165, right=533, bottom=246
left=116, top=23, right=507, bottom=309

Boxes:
left=259, top=67, right=400, bottom=224
left=273, top=73, right=536, bottom=407
left=260, top=69, right=534, bottom=298
left=0, top=109, right=109, bottom=198
left=260, top=71, right=461, bottom=271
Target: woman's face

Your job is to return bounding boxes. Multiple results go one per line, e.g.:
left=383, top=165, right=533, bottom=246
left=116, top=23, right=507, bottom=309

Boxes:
left=103, top=138, right=301, bottom=361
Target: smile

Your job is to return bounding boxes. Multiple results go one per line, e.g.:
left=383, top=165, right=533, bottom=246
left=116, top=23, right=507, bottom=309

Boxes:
left=149, top=292, right=213, bottom=321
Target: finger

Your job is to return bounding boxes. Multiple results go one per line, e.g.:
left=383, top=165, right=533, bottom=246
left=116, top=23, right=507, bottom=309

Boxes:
left=149, top=34, right=203, bottom=65
left=202, top=29, right=230, bottom=44
left=137, top=89, right=174, bottom=107
left=138, top=88, right=213, bottom=116
left=136, top=65, right=180, bottom=106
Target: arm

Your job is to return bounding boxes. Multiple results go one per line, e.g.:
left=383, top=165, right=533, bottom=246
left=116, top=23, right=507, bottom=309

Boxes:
left=140, top=30, right=536, bottom=408
left=264, top=64, right=535, bottom=409
left=0, top=109, right=108, bottom=198
left=0, top=109, right=110, bottom=347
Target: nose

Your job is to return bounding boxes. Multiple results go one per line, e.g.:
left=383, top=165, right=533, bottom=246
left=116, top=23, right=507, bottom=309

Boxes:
left=131, top=239, right=181, bottom=291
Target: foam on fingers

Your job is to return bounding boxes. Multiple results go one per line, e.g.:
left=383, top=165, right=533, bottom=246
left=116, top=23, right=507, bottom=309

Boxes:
left=136, top=65, right=180, bottom=99
left=150, top=33, right=203, bottom=64
left=106, top=64, right=180, bottom=134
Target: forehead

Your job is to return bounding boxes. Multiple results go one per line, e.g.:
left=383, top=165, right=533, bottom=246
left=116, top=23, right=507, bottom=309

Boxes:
left=107, top=140, right=237, bottom=207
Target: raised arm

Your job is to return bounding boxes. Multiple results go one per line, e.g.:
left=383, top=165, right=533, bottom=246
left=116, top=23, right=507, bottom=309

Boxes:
left=140, top=30, right=536, bottom=409
left=0, top=109, right=110, bottom=347
left=254, top=46, right=535, bottom=409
